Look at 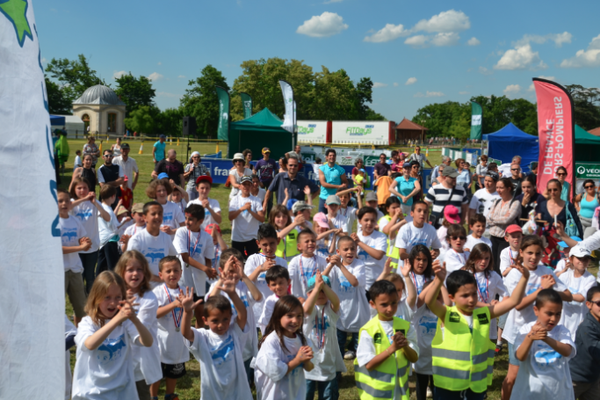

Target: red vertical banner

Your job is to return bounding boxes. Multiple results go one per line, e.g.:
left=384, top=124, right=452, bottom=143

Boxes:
left=533, top=78, right=575, bottom=197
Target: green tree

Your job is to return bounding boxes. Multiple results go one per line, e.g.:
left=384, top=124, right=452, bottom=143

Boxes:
left=180, top=65, right=229, bottom=138
left=45, top=54, right=105, bottom=103
left=45, top=77, right=72, bottom=114
left=413, top=101, right=468, bottom=136
left=156, top=107, right=184, bottom=137
left=114, top=73, right=156, bottom=116
left=311, top=67, right=358, bottom=120
left=124, top=105, right=157, bottom=135
left=565, top=84, right=600, bottom=130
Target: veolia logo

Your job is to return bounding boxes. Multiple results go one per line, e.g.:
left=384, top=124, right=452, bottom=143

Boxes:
left=577, top=166, right=586, bottom=174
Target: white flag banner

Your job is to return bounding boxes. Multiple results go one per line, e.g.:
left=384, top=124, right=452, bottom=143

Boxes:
left=0, top=2, right=65, bottom=398
left=279, top=80, right=294, bottom=133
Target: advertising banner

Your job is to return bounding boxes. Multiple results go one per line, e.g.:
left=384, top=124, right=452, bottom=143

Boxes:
left=297, top=120, right=329, bottom=144
left=240, top=92, right=252, bottom=119
left=279, top=80, right=294, bottom=134
left=298, top=146, right=392, bottom=166
left=533, top=78, right=575, bottom=197
left=215, top=86, right=230, bottom=141
left=331, top=121, right=393, bottom=145
left=470, top=101, right=483, bottom=140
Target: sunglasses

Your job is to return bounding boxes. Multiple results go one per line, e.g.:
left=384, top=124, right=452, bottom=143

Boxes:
left=589, top=300, right=600, bottom=307
left=451, top=236, right=466, bottom=241
left=548, top=188, right=560, bottom=192
left=511, top=168, right=519, bottom=171
left=585, top=185, right=595, bottom=189
left=103, top=154, right=113, bottom=158
left=557, top=173, right=567, bottom=176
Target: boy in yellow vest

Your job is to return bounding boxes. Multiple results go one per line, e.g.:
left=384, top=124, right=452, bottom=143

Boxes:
left=425, top=261, right=530, bottom=399
left=355, top=280, right=419, bottom=400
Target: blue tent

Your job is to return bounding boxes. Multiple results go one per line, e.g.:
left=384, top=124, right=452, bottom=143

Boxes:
left=482, top=123, right=538, bottom=169
left=50, top=115, right=65, bottom=125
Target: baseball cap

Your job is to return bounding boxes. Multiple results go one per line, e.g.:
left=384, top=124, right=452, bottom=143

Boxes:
left=115, top=205, right=128, bottom=216
left=205, top=223, right=221, bottom=236
left=287, top=199, right=298, bottom=211
left=505, top=225, right=522, bottom=235
left=403, top=162, right=411, bottom=169
left=240, top=175, right=252, bottom=184
left=233, top=153, right=245, bottom=161
left=557, top=236, right=581, bottom=249
left=307, top=275, right=331, bottom=292
left=292, top=201, right=314, bottom=214
left=313, top=212, right=329, bottom=228
left=131, top=203, right=144, bottom=214
left=442, top=166, right=459, bottom=178
left=365, top=192, right=378, bottom=202
left=195, top=175, right=213, bottom=185
left=486, top=170, right=500, bottom=182
left=262, top=147, right=271, bottom=154
left=326, top=195, right=341, bottom=205
left=121, top=143, right=130, bottom=149
left=159, top=134, right=166, bottom=139
left=157, top=172, right=169, bottom=180
left=443, top=205, right=460, bottom=224
left=570, top=245, right=592, bottom=258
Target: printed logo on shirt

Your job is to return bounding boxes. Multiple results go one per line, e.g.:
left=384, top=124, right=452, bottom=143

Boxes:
left=61, top=228, right=78, bottom=243
left=145, top=247, right=165, bottom=264
left=534, top=348, right=562, bottom=365
left=526, top=283, right=541, bottom=296
left=449, top=312, right=461, bottom=323
left=337, top=276, right=354, bottom=292
left=357, top=248, right=369, bottom=261
left=163, top=213, right=174, bottom=223
left=477, top=314, right=489, bottom=325
left=373, top=332, right=382, bottom=344
left=75, top=209, right=93, bottom=220
left=97, top=334, right=126, bottom=364
left=407, top=238, right=428, bottom=248
left=418, top=315, right=438, bottom=335
left=211, top=334, right=235, bottom=366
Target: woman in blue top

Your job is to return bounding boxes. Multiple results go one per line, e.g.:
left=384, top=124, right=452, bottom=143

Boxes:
left=575, top=179, right=599, bottom=238
left=388, top=162, right=421, bottom=215
left=556, top=166, right=571, bottom=202
left=318, top=149, right=348, bottom=213
left=456, top=158, right=472, bottom=201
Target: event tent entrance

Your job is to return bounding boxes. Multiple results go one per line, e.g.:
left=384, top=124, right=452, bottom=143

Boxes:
left=228, top=108, right=294, bottom=160
left=483, top=123, right=539, bottom=169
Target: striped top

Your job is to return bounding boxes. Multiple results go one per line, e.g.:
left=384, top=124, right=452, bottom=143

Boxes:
left=425, top=184, right=469, bottom=218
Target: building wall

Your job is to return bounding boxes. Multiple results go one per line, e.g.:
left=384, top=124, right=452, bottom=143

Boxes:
left=72, top=104, right=126, bottom=136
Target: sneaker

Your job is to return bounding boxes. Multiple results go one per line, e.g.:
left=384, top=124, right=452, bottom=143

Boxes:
left=343, top=350, right=356, bottom=360
left=426, top=387, right=433, bottom=398
left=495, top=343, right=503, bottom=354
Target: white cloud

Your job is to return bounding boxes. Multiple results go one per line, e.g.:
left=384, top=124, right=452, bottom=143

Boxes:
left=405, top=77, right=417, bottom=85
left=405, top=35, right=428, bottom=47
left=478, top=66, right=493, bottom=75
left=560, top=34, right=600, bottom=68
left=494, top=44, right=547, bottom=70
left=296, top=12, right=348, bottom=38
left=430, top=32, right=460, bottom=46
left=147, top=72, right=164, bottom=81
left=503, top=84, right=521, bottom=98
left=157, top=92, right=179, bottom=98
left=528, top=76, right=555, bottom=91
left=373, top=82, right=388, bottom=88
left=157, top=62, right=162, bottom=66
left=178, top=75, right=186, bottom=79
left=414, top=91, right=444, bottom=98
left=324, top=0, right=343, bottom=3
left=516, top=32, right=573, bottom=48
left=363, top=23, right=408, bottom=43
left=113, top=70, right=126, bottom=79
left=459, top=91, right=469, bottom=95
left=413, top=10, right=470, bottom=33
left=467, top=37, right=480, bottom=46
left=393, top=82, right=399, bottom=87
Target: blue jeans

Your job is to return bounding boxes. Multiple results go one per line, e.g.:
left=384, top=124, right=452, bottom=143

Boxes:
left=79, top=251, right=98, bottom=294
left=306, top=378, right=339, bottom=400
left=243, top=357, right=254, bottom=387
left=434, top=387, right=485, bottom=400
left=336, top=329, right=358, bottom=355
left=318, top=197, right=327, bottom=214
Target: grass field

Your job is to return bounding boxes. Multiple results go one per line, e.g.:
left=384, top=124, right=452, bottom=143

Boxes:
left=61, top=139, right=510, bottom=399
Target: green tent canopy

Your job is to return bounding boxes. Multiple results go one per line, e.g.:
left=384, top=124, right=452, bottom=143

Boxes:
left=575, top=124, right=600, bottom=162
left=228, top=108, right=294, bottom=160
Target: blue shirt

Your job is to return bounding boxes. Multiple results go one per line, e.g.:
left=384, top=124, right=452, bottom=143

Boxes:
left=319, top=163, right=346, bottom=199
left=395, top=176, right=417, bottom=205
left=457, top=170, right=471, bottom=185
left=153, top=140, right=166, bottom=162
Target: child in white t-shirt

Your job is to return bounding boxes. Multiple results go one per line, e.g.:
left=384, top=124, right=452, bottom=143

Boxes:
left=258, top=266, right=291, bottom=334
left=337, top=187, right=361, bottom=233
left=115, top=250, right=161, bottom=397
left=303, top=272, right=346, bottom=399
left=288, top=229, right=328, bottom=299
left=168, top=179, right=188, bottom=215
left=181, top=280, right=253, bottom=400
left=512, top=289, right=576, bottom=400
left=395, top=201, right=442, bottom=263
left=255, top=295, right=315, bottom=400
left=97, top=185, right=121, bottom=273
left=313, top=212, right=340, bottom=259
left=465, top=214, right=493, bottom=252
left=151, top=257, right=188, bottom=400
left=499, top=225, right=524, bottom=276
left=379, top=197, right=408, bottom=269
left=71, top=271, right=153, bottom=400
left=325, top=195, right=348, bottom=235
left=65, top=316, right=77, bottom=400
left=354, top=206, right=388, bottom=290
left=443, top=223, right=470, bottom=274
left=229, top=175, right=265, bottom=255
left=146, top=178, right=185, bottom=238
left=188, top=175, right=222, bottom=231
left=121, top=203, right=146, bottom=252
left=73, top=149, right=82, bottom=169
left=437, top=205, right=461, bottom=259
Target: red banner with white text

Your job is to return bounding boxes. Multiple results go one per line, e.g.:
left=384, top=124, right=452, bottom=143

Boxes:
left=533, top=79, right=575, bottom=197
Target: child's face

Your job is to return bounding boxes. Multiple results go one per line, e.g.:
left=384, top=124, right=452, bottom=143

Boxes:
left=412, top=252, right=429, bottom=274
left=144, top=205, right=163, bottom=229
left=337, top=240, right=357, bottom=264
left=124, top=259, right=145, bottom=291
left=258, top=237, right=278, bottom=256
left=117, top=213, right=128, bottom=222
left=301, top=209, right=311, bottom=221
left=449, top=284, right=478, bottom=314
left=197, top=182, right=211, bottom=198
left=99, top=283, right=123, bottom=319
left=586, top=293, right=600, bottom=321
left=505, top=232, right=523, bottom=249
left=520, top=244, right=543, bottom=270
left=171, top=190, right=182, bottom=202
left=359, top=212, right=377, bottom=234
left=571, top=255, right=590, bottom=272
left=534, top=302, right=562, bottom=331
left=470, top=222, right=485, bottom=238
left=449, top=232, right=466, bottom=251
left=240, top=181, right=252, bottom=195
left=268, top=277, right=290, bottom=297
left=392, top=280, right=405, bottom=301
left=132, top=212, right=145, bottom=225
left=298, top=234, right=317, bottom=255
left=274, top=212, right=289, bottom=229
left=310, top=288, right=328, bottom=305
left=158, top=261, right=182, bottom=288
left=411, top=204, right=428, bottom=225
left=387, top=202, right=400, bottom=216
left=367, top=200, right=378, bottom=210
left=155, top=185, right=168, bottom=201
left=338, top=193, right=350, bottom=207
left=203, top=308, right=232, bottom=336
left=75, top=182, right=89, bottom=199
left=252, top=177, right=260, bottom=188
left=474, top=252, right=491, bottom=273
left=370, top=292, right=399, bottom=321
left=58, top=193, right=71, bottom=213
left=280, top=305, right=303, bottom=337
left=185, top=213, right=203, bottom=232
left=326, top=203, right=339, bottom=216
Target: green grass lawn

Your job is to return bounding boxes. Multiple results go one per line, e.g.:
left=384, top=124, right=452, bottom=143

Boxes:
left=62, top=140, right=509, bottom=400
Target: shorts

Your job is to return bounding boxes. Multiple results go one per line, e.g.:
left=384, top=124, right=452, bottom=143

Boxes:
left=507, top=342, right=521, bottom=366
left=161, top=362, right=187, bottom=379
left=193, top=293, right=205, bottom=304
left=65, top=270, right=87, bottom=318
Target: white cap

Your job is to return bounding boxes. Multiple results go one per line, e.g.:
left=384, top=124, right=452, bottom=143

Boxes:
left=570, top=245, right=592, bottom=258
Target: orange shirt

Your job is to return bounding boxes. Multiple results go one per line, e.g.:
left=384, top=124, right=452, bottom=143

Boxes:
left=374, top=176, right=394, bottom=205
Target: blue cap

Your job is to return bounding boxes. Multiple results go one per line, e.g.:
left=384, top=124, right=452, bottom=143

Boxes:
left=359, top=168, right=366, bottom=173
left=307, top=275, right=331, bottom=292
left=287, top=199, right=298, bottom=211
left=557, top=236, right=581, bottom=249
left=157, top=172, right=169, bottom=180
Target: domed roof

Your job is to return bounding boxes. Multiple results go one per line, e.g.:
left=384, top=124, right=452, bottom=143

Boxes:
left=73, top=84, right=126, bottom=106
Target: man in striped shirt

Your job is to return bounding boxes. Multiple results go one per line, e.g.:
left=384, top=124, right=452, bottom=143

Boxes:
left=425, top=166, right=469, bottom=227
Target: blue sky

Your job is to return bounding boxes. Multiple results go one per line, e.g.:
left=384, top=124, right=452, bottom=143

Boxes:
left=35, top=0, right=600, bottom=122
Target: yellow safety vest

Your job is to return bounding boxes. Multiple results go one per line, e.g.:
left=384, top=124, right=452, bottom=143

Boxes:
left=431, top=305, right=495, bottom=393
left=354, top=316, right=411, bottom=400
left=378, top=216, right=399, bottom=269
left=275, top=230, right=299, bottom=259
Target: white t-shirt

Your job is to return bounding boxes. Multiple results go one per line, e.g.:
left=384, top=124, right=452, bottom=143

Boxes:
left=395, top=222, right=441, bottom=254
left=70, top=199, right=100, bottom=253
left=558, top=269, right=597, bottom=340
left=131, top=291, right=161, bottom=384
left=411, top=304, right=438, bottom=374
left=98, top=202, right=119, bottom=247
left=124, top=224, right=145, bottom=238
left=127, top=230, right=178, bottom=278
left=72, top=317, right=141, bottom=400
left=252, top=187, right=267, bottom=204
left=357, top=230, right=388, bottom=289
left=259, top=294, right=280, bottom=335
left=328, top=212, right=348, bottom=234
left=469, top=189, right=500, bottom=221
left=303, top=304, right=347, bottom=381
left=229, top=194, right=264, bottom=242
left=173, top=227, right=215, bottom=296
left=511, top=321, right=575, bottom=400
left=188, top=197, right=222, bottom=230
left=158, top=201, right=185, bottom=239
left=74, top=154, right=82, bottom=169
left=472, top=271, right=508, bottom=339
left=436, top=225, right=449, bottom=257
left=118, top=219, right=133, bottom=238
left=255, top=332, right=310, bottom=400
left=502, top=265, right=568, bottom=344
left=152, top=284, right=189, bottom=364
left=288, top=254, right=328, bottom=299
left=465, top=234, right=493, bottom=252
left=112, top=156, right=139, bottom=190
left=356, top=319, right=419, bottom=400
left=60, top=215, right=86, bottom=273
left=244, top=253, right=288, bottom=319
left=499, top=247, right=519, bottom=274
left=186, top=323, right=252, bottom=400
left=328, top=260, right=370, bottom=333
left=65, top=316, right=77, bottom=400
left=229, top=168, right=253, bottom=198
left=338, top=206, right=357, bottom=233
left=443, top=249, right=470, bottom=275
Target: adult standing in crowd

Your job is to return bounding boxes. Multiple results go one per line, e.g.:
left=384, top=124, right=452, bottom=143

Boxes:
left=277, top=156, right=288, bottom=174
left=113, top=142, right=139, bottom=197
left=152, top=149, right=185, bottom=187
left=254, top=147, right=277, bottom=213
left=515, top=175, right=545, bottom=226
left=425, top=166, right=469, bottom=228
left=373, top=153, right=391, bottom=181
left=498, top=155, right=522, bottom=178
left=389, top=150, right=405, bottom=173
left=152, top=134, right=166, bottom=164
left=69, top=154, right=97, bottom=193
left=110, top=137, right=122, bottom=158
left=183, top=151, right=210, bottom=201
left=575, top=179, right=599, bottom=239
left=486, top=177, right=521, bottom=271
left=475, top=155, right=488, bottom=190
left=469, top=171, right=500, bottom=228
left=265, top=153, right=318, bottom=210
left=556, top=166, right=571, bottom=202
left=228, top=152, right=252, bottom=199
left=242, top=148, right=253, bottom=169
left=456, top=158, right=472, bottom=200
left=407, top=146, right=433, bottom=172
left=83, top=135, right=100, bottom=168
left=351, top=158, right=365, bottom=184
left=318, top=148, right=348, bottom=213
left=508, top=163, right=523, bottom=197
left=97, top=149, right=124, bottom=208
left=389, top=162, right=421, bottom=215
left=431, top=155, right=452, bottom=184
left=538, top=179, right=583, bottom=252
left=528, top=162, right=538, bottom=185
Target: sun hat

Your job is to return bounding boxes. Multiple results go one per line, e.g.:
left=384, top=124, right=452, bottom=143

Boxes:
left=233, top=153, right=245, bottom=162
left=131, top=203, right=144, bottom=214
left=313, top=212, right=329, bottom=228
left=292, top=201, right=314, bottom=214
left=443, top=205, right=460, bottom=224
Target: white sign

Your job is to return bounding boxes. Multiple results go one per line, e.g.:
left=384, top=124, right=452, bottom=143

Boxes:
left=297, top=120, right=328, bottom=144
left=299, top=146, right=392, bottom=166
left=331, top=121, right=393, bottom=145
left=471, top=115, right=482, bottom=126
left=279, top=80, right=294, bottom=134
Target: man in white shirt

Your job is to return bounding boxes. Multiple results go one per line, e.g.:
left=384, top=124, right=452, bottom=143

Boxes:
left=469, top=170, right=500, bottom=227
left=113, top=142, right=139, bottom=192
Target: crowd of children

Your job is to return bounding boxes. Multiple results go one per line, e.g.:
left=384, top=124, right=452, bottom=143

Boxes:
left=60, top=161, right=600, bottom=400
